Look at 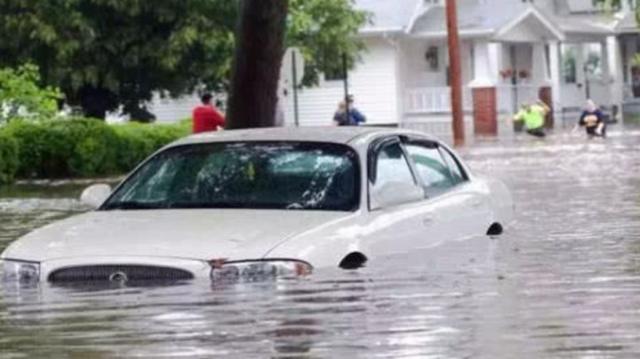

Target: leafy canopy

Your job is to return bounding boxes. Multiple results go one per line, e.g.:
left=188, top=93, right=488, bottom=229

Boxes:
left=288, top=0, right=370, bottom=85
left=0, top=64, right=62, bottom=123
left=594, top=0, right=639, bottom=21
left=0, top=0, right=368, bottom=118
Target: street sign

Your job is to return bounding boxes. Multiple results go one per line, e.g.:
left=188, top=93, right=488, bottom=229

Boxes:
left=281, top=47, right=305, bottom=87
left=279, top=47, right=305, bottom=127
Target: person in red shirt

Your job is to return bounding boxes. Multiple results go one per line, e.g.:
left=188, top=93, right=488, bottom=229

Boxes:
left=192, top=93, right=226, bottom=134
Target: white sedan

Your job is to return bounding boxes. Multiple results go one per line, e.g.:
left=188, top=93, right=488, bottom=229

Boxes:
left=0, top=127, right=513, bottom=284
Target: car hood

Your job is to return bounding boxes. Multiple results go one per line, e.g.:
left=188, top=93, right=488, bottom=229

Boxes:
left=2, top=209, right=352, bottom=262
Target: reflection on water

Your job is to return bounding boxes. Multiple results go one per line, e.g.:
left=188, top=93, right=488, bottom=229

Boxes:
left=2, top=130, right=640, bottom=357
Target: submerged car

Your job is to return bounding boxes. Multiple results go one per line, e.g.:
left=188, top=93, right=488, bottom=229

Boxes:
left=0, top=127, right=513, bottom=284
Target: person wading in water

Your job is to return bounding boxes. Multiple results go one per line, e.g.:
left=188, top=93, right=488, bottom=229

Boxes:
left=513, top=100, right=550, bottom=138
left=577, top=99, right=606, bottom=139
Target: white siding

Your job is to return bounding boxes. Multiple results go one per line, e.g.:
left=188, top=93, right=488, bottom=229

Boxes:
left=285, top=37, right=400, bottom=126
left=566, top=0, right=598, bottom=12
left=147, top=93, right=201, bottom=123
left=399, top=39, right=448, bottom=87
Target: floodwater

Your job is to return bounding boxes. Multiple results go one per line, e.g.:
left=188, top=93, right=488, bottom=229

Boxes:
left=2, top=129, right=640, bottom=358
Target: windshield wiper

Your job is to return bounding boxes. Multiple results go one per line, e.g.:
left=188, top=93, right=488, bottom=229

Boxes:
left=102, top=201, right=166, bottom=210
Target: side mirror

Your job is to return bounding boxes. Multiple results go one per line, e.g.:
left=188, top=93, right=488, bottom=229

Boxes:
left=80, top=184, right=112, bottom=209
left=371, top=181, right=424, bottom=210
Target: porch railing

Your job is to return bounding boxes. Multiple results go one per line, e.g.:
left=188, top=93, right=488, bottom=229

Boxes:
left=404, top=87, right=472, bottom=114
left=405, top=86, right=541, bottom=115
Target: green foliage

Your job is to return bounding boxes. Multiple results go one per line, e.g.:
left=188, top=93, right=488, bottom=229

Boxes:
left=111, top=120, right=190, bottom=170
left=0, top=131, right=19, bottom=184
left=0, top=64, right=62, bottom=123
left=594, top=0, right=639, bottom=22
left=0, top=118, right=189, bottom=183
left=287, top=0, right=370, bottom=85
left=631, top=53, right=640, bottom=67
left=0, top=0, right=237, bottom=119
left=0, top=0, right=367, bottom=118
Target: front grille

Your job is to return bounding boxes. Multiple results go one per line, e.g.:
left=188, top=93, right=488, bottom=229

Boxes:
left=48, top=265, right=194, bottom=282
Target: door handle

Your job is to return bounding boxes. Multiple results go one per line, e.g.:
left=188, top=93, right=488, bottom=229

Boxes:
left=422, top=216, right=434, bottom=226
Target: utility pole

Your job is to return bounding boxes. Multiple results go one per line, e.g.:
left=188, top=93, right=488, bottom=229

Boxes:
left=446, top=0, right=465, bottom=146
left=342, top=53, right=350, bottom=114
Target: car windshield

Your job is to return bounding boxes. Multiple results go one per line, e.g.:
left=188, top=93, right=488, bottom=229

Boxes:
left=102, top=142, right=360, bottom=211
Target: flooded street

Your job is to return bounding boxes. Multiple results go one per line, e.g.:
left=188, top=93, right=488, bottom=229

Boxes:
left=2, top=129, right=640, bottom=358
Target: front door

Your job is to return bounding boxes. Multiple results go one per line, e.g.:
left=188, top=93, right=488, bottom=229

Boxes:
left=403, top=139, right=492, bottom=241
left=363, top=137, right=442, bottom=257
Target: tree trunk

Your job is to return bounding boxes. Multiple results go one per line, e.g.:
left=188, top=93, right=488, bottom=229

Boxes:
left=226, top=0, right=288, bottom=129
left=78, top=86, right=117, bottom=120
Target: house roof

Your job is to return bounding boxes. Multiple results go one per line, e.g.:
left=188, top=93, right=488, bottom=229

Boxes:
left=354, top=0, right=419, bottom=33
left=356, top=0, right=620, bottom=40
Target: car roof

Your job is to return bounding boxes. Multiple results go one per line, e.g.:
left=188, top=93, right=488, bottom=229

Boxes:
left=169, top=126, right=439, bottom=147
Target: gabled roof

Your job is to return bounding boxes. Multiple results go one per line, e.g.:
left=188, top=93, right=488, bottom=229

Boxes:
left=495, top=6, right=564, bottom=41
left=356, top=0, right=619, bottom=39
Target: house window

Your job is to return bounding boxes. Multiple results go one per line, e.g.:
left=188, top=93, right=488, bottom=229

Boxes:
left=545, top=44, right=551, bottom=79
left=561, top=44, right=578, bottom=84
left=621, top=39, right=629, bottom=84
left=324, top=65, right=346, bottom=81
left=584, top=43, right=603, bottom=80
left=425, top=46, right=439, bottom=72
left=567, top=0, right=603, bottom=12
left=470, top=44, right=475, bottom=81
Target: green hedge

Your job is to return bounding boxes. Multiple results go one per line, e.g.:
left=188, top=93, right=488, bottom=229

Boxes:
left=0, top=118, right=190, bottom=184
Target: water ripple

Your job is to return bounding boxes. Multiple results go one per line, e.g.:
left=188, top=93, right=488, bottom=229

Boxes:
left=2, top=130, right=640, bottom=357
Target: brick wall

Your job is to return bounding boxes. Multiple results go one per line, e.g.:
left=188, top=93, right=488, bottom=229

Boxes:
left=472, top=87, right=497, bottom=135
left=538, top=86, right=554, bottom=129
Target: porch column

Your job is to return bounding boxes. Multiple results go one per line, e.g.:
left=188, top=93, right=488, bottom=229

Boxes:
left=607, top=35, right=625, bottom=124
left=469, top=41, right=499, bottom=136
left=532, top=42, right=554, bottom=128
left=576, top=45, right=587, bottom=99
left=548, top=41, right=562, bottom=120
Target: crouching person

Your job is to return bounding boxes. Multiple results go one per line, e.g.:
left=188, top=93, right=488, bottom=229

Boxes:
left=579, top=100, right=606, bottom=139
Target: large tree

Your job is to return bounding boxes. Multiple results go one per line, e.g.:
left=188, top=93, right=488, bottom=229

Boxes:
left=0, top=0, right=367, bottom=120
left=0, top=0, right=236, bottom=120
left=226, top=0, right=288, bottom=129
left=287, top=0, right=369, bottom=85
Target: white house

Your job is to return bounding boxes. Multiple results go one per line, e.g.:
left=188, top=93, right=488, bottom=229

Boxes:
left=144, top=0, right=640, bottom=140
left=280, top=0, right=640, bottom=139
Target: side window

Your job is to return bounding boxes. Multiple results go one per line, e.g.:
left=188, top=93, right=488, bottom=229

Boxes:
left=439, top=147, right=468, bottom=185
left=370, top=141, right=415, bottom=192
left=405, top=142, right=456, bottom=196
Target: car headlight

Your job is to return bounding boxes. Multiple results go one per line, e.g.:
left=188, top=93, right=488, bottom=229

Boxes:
left=210, top=259, right=312, bottom=282
left=1, top=259, right=41, bottom=283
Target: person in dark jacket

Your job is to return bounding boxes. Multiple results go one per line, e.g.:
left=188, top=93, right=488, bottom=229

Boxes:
left=347, top=95, right=367, bottom=125
left=578, top=100, right=605, bottom=138
left=333, top=101, right=351, bottom=126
